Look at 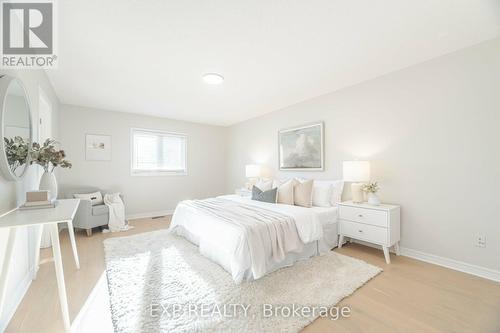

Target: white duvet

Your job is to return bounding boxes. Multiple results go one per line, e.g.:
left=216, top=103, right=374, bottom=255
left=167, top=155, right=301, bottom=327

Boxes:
left=169, top=195, right=324, bottom=283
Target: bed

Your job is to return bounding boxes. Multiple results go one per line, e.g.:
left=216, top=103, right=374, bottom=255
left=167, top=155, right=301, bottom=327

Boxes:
left=169, top=194, right=339, bottom=283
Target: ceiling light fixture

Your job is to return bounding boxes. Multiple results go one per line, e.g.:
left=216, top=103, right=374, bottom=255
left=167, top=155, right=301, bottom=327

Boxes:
left=202, top=73, right=224, bottom=85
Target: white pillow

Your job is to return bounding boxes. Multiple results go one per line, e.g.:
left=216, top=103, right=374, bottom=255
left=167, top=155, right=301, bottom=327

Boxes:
left=272, top=178, right=345, bottom=206
left=255, top=179, right=273, bottom=192
left=330, top=180, right=345, bottom=205
left=312, top=184, right=334, bottom=207
left=313, top=180, right=344, bottom=206
left=73, top=191, right=103, bottom=206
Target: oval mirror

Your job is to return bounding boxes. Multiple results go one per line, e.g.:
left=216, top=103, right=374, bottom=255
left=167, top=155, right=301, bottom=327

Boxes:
left=0, top=75, right=33, bottom=181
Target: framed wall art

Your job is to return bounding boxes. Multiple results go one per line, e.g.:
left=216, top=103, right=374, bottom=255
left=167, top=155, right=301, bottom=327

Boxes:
left=86, top=134, right=112, bottom=161
left=278, top=122, right=324, bottom=171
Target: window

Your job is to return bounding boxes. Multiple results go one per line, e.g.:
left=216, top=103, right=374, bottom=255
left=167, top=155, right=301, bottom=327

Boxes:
left=131, top=128, right=187, bottom=176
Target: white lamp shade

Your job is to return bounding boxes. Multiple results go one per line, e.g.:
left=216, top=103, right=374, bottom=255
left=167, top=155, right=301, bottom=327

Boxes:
left=245, top=164, right=262, bottom=178
left=343, top=161, right=370, bottom=182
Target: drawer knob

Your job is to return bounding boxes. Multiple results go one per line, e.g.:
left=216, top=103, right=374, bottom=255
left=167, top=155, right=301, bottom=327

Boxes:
left=358, top=214, right=363, bottom=217
left=358, top=229, right=363, bottom=233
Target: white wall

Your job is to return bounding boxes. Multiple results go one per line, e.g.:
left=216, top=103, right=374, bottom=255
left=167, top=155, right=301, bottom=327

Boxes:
left=0, top=70, right=60, bottom=329
left=226, top=37, right=500, bottom=272
left=57, top=105, right=228, bottom=216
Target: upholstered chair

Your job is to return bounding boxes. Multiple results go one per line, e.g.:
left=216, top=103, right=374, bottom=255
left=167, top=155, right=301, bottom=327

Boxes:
left=64, top=187, right=124, bottom=236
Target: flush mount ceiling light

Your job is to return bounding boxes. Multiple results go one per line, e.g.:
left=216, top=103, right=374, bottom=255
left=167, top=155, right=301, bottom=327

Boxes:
left=202, top=73, right=224, bottom=85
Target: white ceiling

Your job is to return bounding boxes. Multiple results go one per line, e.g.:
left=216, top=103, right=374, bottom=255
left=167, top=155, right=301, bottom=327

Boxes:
left=48, top=0, right=500, bottom=126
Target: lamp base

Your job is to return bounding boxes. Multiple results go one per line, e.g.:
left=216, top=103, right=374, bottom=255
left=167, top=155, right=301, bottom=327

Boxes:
left=351, top=183, right=364, bottom=203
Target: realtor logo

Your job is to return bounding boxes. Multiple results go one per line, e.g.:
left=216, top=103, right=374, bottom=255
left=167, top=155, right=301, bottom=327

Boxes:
left=1, top=0, right=57, bottom=68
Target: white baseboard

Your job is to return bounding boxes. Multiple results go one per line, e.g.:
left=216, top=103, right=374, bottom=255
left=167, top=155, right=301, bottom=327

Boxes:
left=347, top=239, right=500, bottom=282
left=400, top=247, right=500, bottom=282
left=0, top=270, right=32, bottom=333
left=126, top=209, right=174, bottom=221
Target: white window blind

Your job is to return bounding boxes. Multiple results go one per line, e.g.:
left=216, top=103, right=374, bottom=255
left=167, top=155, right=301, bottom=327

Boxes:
left=131, top=128, right=187, bottom=175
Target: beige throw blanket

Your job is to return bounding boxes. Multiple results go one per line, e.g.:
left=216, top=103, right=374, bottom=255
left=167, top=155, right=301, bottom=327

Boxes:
left=104, top=193, right=132, bottom=232
left=181, top=198, right=303, bottom=277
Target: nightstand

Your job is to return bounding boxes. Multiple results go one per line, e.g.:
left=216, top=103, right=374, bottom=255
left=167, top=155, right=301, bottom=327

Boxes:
left=338, top=201, right=400, bottom=264
left=235, top=188, right=252, bottom=197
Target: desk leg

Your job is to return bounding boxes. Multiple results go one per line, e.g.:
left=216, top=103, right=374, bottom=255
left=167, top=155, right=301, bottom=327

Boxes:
left=50, top=224, right=71, bottom=333
left=0, top=228, right=17, bottom=319
left=33, top=225, right=44, bottom=280
left=67, top=220, right=80, bottom=269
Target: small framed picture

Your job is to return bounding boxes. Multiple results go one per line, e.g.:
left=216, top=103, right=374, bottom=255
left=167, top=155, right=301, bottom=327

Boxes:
left=86, top=134, right=112, bottom=161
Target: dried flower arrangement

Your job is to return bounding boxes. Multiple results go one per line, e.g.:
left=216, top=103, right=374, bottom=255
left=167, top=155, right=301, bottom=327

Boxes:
left=362, top=181, right=379, bottom=193
left=30, top=139, right=72, bottom=173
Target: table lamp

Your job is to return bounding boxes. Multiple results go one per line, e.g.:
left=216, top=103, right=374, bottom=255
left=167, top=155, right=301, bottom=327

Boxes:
left=245, top=164, right=262, bottom=190
left=343, top=161, right=370, bottom=203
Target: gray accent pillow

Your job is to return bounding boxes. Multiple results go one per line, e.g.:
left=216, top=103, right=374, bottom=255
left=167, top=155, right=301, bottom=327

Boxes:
left=251, top=186, right=277, bottom=203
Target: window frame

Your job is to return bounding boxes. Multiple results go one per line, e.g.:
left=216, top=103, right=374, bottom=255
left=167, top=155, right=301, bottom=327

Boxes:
left=130, top=127, right=188, bottom=177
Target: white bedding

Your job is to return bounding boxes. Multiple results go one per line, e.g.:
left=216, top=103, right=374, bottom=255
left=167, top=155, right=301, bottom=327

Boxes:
left=310, top=206, right=339, bottom=252
left=169, top=195, right=338, bottom=283
left=310, top=205, right=339, bottom=226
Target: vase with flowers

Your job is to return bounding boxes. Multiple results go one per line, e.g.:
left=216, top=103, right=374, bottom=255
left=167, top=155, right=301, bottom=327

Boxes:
left=30, top=139, right=72, bottom=201
left=362, top=181, right=380, bottom=206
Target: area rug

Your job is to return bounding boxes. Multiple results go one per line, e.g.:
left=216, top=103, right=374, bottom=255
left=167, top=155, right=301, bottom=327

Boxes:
left=103, top=230, right=381, bottom=333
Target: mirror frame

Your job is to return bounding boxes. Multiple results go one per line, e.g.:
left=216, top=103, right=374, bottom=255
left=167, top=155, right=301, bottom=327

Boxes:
left=0, top=75, right=33, bottom=182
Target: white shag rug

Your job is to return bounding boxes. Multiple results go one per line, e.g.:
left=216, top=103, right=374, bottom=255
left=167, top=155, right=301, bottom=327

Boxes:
left=103, top=230, right=381, bottom=333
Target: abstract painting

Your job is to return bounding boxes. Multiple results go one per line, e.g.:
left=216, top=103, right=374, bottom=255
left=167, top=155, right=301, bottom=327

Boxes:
left=86, top=134, right=112, bottom=161
left=279, top=122, right=324, bottom=171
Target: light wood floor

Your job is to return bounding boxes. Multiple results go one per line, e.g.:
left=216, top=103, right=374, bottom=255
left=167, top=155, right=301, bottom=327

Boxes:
left=6, top=217, right=500, bottom=333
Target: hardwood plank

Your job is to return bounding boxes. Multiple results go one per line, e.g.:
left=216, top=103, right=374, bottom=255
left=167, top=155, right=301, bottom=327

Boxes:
left=6, top=217, right=500, bottom=333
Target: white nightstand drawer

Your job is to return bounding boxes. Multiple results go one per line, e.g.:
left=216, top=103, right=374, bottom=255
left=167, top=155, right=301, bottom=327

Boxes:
left=340, top=220, right=387, bottom=245
left=339, top=205, right=388, bottom=227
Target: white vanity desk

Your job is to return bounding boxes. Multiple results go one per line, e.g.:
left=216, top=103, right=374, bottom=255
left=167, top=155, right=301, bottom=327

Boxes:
left=0, top=199, right=81, bottom=333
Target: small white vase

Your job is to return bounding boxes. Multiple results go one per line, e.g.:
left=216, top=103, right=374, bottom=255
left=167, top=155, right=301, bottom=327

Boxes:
left=39, top=171, right=58, bottom=201
left=367, top=192, right=380, bottom=206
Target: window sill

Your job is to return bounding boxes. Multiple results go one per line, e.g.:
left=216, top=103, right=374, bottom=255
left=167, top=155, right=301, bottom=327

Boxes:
left=131, top=171, right=188, bottom=177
